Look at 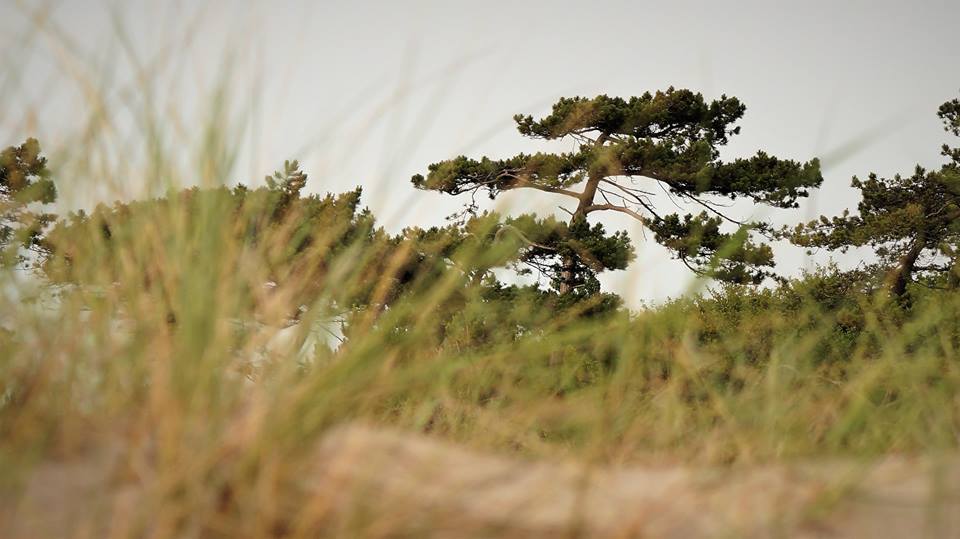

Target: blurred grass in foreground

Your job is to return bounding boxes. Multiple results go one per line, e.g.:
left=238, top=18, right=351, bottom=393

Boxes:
left=3, top=165, right=960, bottom=534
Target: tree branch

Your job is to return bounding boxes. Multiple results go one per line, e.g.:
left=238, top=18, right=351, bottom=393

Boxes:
left=583, top=204, right=648, bottom=223
left=499, top=173, right=583, bottom=199
left=684, top=194, right=747, bottom=226
left=599, top=180, right=662, bottom=220
left=494, top=224, right=559, bottom=251
left=674, top=255, right=709, bottom=277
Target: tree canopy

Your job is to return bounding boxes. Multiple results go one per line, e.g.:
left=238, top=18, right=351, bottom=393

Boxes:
left=412, top=88, right=823, bottom=295
left=43, top=161, right=390, bottom=325
left=0, top=138, right=57, bottom=269
left=43, top=160, right=615, bottom=343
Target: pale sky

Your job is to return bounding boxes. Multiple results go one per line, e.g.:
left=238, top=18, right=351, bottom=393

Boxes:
left=2, top=0, right=958, bottom=305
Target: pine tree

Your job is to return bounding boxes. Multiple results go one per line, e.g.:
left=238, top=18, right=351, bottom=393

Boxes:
left=413, top=88, right=822, bottom=296
left=787, top=94, right=960, bottom=303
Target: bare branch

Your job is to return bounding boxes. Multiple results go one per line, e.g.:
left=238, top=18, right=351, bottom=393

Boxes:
left=605, top=179, right=656, bottom=197
left=597, top=187, right=618, bottom=207
left=656, top=181, right=686, bottom=212
left=583, top=204, right=649, bottom=223
left=494, top=225, right=559, bottom=251
left=499, top=173, right=583, bottom=199
left=914, top=264, right=950, bottom=273
left=599, top=180, right=662, bottom=220
left=679, top=256, right=708, bottom=276
left=684, top=194, right=747, bottom=226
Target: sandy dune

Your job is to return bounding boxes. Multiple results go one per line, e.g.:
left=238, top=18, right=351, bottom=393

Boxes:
left=5, top=425, right=960, bottom=537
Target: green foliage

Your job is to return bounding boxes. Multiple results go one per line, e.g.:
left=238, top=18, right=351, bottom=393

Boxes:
left=42, top=161, right=620, bottom=344
left=513, top=92, right=746, bottom=143
left=499, top=213, right=634, bottom=296
left=43, top=161, right=388, bottom=324
left=374, top=211, right=627, bottom=347
left=648, top=213, right=775, bottom=284
left=0, top=138, right=56, bottom=268
left=939, top=95, right=960, bottom=164
left=413, top=88, right=822, bottom=292
left=787, top=93, right=960, bottom=301
left=263, top=159, right=309, bottom=202
left=680, top=265, right=886, bottom=365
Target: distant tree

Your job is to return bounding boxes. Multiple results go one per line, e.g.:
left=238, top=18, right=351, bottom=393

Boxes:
left=399, top=209, right=627, bottom=310
left=413, top=88, right=823, bottom=296
left=42, top=157, right=621, bottom=350
left=0, top=138, right=56, bottom=269
left=397, top=210, right=627, bottom=322
left=786, top=94, right=960, bottom=303
left=44, top=160, right=540, bottom=331
left=44, top=161, right=388, bottom=324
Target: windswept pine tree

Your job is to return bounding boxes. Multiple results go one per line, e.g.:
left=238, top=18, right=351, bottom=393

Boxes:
left=413, top=88, right=823, bottom=296
left=787, top=94, right=960, bottom=302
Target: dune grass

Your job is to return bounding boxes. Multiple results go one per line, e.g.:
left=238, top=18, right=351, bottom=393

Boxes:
left=3, top=176, right=960, bottom=535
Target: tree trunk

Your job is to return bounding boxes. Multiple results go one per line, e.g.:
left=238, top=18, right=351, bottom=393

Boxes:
left=949, top=262, right=960, bottom=290
left=554, top=174, right=599, bottom=363
left=887, top=236, right=926, bottom=303
left=557, top=134, right=609, bottom=297
left=558, top=191, right=594, bottom=296
left=558, top=257, right=575, bottom=295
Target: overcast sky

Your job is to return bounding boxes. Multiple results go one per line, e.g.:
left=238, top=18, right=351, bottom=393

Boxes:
left=2, top=0, right=958, bottom=305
